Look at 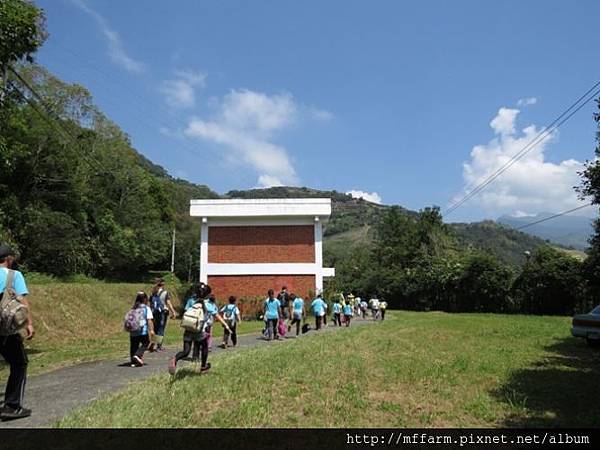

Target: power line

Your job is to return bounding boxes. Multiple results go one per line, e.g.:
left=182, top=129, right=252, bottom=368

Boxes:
left=445, top=80, right=600, bottom=217
left=514, top=203, right=594, bottom=231
left=7, top=66, right=110, bottom=176
left=47, top=43, right=225, bottom=169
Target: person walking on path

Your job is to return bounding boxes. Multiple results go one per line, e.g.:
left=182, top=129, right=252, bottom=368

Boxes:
left=288, top=293, right=305, bottom=336
left=127, top=292, right=154, bottom=367
left=332, top=298, right=342, bottom=326
left=369, top=296, right=380, bottom=320
left=360, top=299, right=368, bottom=319
left=169, top=285, right=230, bottom=374
left=263, top=289, right=281, bottom=341
left=277, top=286, right=290, bottom=326
left=0, top=245, right=35, bottom=422
left=219, top=296, right=241, bottom=348
left=311, top=293, right=327, bottom=330
left=148, top=278, right=177, bottom=353
left=379, top=300, right=388, bottom=320
left=342, top=300, right=353, bottom=327
left=183, top=290, right=200, bottom=362
left=205, top=294, right=219, bottom=351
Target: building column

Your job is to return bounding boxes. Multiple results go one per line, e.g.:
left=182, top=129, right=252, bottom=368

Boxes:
left=199, top=217, right=208, bottom=284
left=314, top=216, right=323, bottom=293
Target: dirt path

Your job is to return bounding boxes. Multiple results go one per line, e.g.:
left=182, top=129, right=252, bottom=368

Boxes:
left=0, top=319, right=375, bottom=428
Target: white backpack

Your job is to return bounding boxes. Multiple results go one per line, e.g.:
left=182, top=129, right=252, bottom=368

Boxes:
left=181, top=303, right=206, bottom=333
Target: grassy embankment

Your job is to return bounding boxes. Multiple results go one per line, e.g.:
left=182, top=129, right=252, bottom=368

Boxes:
left=0, top=281, right=263, bottom=382
left=57, top=311, right=600, bottom=428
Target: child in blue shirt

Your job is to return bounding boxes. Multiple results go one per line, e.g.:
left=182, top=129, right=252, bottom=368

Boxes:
left=332, top=298, right=342, bottom=327
left=343, top=301, right=353, bottom=327
left=288, top=293, right=305, bottom=336
left=311, top=293, right=326, bottom=330
left=263, top=289, right=281, bottom=341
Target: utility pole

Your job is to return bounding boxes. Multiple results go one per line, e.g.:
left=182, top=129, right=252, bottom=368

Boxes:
left=170, top=227, right=176, bottom=274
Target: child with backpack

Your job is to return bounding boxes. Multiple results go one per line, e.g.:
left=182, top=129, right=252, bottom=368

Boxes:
left=288, top=293, right=305, bottom=337
left=219, top=296, right=241, bottom=348
left=343, top=300, right=353, bottom=327
left=332, top=298, right=342, bottom=326
left=124, top=292, right=154, bottom=367
left=168, top=284, right=231, bottom=375
left=205, top=294, right=219, bottom=351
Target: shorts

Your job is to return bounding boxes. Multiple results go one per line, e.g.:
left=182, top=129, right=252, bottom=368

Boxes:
left=292, top=311, right=303, bottom=321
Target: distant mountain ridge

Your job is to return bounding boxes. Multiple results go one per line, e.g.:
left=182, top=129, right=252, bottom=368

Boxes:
left=497, top=212, right=594, bottom=250
left=224, top=186, right=564, bottom=267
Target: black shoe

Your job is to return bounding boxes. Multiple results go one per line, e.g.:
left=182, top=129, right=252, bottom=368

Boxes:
left=200, top=363, right=211, bottom=373
left=0, top=405, right=32, bottom=421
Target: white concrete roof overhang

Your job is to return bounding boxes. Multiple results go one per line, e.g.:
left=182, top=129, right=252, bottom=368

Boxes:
left=190, top=198, right=332, bottom=220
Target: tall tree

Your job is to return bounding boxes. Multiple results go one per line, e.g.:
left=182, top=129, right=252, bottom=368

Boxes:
left=578, top=99, right=600, bottom=298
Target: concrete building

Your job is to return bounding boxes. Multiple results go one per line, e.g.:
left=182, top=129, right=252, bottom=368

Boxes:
left=189, top=198, right=335, bottom=300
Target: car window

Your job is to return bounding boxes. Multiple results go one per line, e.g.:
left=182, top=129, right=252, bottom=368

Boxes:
left=591, top=305, right=600, bottom=315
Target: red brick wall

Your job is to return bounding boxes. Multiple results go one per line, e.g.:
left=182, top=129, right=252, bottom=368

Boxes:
left=208, top=274, right=315, bottom=303
left=208, top=225, right=315, bottom=263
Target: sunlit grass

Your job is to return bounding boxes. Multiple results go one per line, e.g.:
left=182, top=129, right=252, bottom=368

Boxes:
left=56, top=311, right=600, bottom=428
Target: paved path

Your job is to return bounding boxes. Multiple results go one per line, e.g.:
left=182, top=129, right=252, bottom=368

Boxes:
left=0, top=319, right=375, bottom=428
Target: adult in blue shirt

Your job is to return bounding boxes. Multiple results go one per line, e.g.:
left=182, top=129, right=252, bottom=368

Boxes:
left=0, top=245, right=34, bottom=421
left=263, top=289, right=281, bottom=341
left=288, top=293, right=305, bottom=337
left=311, top=293, right=327, bottom=330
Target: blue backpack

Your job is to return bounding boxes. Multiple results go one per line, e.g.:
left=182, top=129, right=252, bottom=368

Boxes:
left=150, top=293, right=164, bottom=314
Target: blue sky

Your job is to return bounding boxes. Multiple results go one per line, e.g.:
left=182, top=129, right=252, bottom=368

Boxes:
left=35, top=0, right=600, bottom=222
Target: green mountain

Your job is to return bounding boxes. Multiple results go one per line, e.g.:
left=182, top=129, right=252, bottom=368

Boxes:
left=0, top=63, right=570, bottom=280
left=225, top=187, right=559, bottom=267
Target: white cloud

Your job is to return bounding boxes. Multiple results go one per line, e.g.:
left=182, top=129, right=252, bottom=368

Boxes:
left=161, top=70, right=206, bottom=109
left=490, top=107, right=519, bottom=136
left=457, top=105, right=589, bottom=217
left=346, top=190, right=382, bottom=204
left=184, top=89, right=300, bottom=186
left=70, top=0, right=144, bottom=73
left=517, top=97, right=538, bottom=106
left=306, top=107, right=334, bottom=122
left=257, top=175, right=285, bottom=188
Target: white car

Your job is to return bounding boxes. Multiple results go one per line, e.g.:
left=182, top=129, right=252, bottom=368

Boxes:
left=571, top=305, right=600, bottom=347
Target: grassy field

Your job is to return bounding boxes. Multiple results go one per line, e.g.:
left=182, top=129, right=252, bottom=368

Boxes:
left=0, top=282, right=263, bottom=381
left=56, top=311, right=600, bottom=428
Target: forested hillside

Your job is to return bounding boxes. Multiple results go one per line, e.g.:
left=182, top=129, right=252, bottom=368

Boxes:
left=0, top=64, right=219, bottom=280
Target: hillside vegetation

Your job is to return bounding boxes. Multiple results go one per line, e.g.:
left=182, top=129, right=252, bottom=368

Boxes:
left=57, top=312, right=600, bottom=428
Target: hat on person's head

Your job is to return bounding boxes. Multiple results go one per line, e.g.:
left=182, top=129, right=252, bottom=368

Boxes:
left=0, top=245, right=15, bottom=259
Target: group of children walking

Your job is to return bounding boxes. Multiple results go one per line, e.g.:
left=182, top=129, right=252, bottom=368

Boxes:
left=262, top=287, right=388, bottom=340
left=124, top=280, right=387, bottom=375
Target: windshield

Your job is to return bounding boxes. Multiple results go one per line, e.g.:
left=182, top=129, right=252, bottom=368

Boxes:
left=591, top=305, right=600, bottom=315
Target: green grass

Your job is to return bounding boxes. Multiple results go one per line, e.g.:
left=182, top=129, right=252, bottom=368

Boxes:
left=56, top=311, right=600, bottom=428
left=0, top=282, right=264, bottom=381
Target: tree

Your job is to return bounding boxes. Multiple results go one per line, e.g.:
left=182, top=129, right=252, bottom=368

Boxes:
left=512, top=246, right=586, bottom=315
left=0, top=0, right=46, bottom=99
left=454, top=254, right=514, bottom=313
left=578, top=99, right=600, bottom=300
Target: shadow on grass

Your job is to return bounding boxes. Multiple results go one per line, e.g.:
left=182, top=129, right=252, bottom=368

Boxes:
left=493, top=337, right=600, bottom=427
left=170, top=367, right=203, bottom=383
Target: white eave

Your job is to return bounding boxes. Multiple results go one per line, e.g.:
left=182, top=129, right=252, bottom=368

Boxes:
left=190, top=198, right=332, bottom=220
